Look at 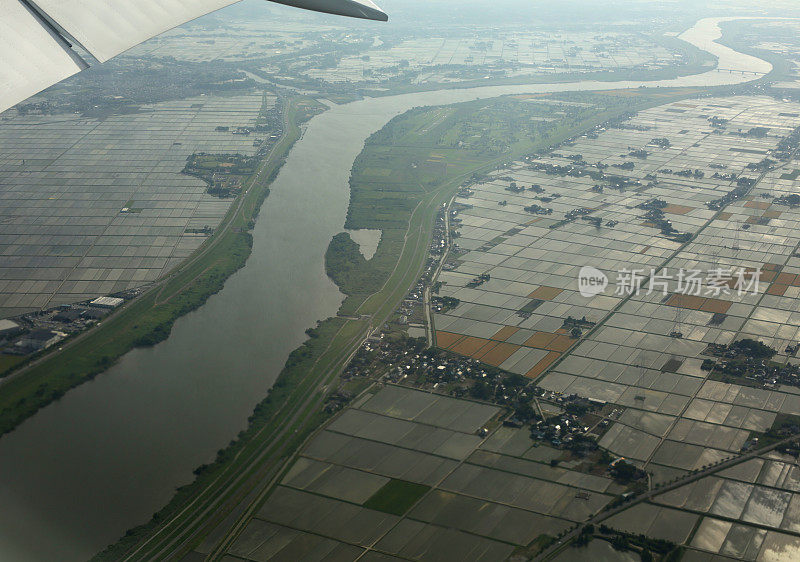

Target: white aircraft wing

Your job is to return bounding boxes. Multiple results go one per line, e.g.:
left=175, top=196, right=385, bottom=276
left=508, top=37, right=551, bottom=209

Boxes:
left=0, top=0, right=386, bottom=113
left=0, top=0, right=88, bottom=114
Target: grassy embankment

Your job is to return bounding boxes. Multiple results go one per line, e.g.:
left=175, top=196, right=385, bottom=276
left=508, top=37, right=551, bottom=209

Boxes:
left=0, top=93, right=323, bottom=437
left=97, top=88, right=713, bottom=560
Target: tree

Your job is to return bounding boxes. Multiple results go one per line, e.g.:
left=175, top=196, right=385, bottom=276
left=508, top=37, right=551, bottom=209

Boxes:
left=732, top=338, right=775, bottom=359
left=565, top=401, right=589, bottom=416
left=470, top=380, right=493, bottom=400
left=611, top=460, right=641, bottom=482
left=611, top=534, right=629, bottom=551
left=514, top=401, right=536, bottom=422
left=503, top=373, right=527, bottom=388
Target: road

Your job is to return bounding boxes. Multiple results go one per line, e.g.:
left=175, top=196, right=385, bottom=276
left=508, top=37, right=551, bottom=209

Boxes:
left=424, top=198, right=453, bottom=348
left=535, top=433, right=800, bottom=561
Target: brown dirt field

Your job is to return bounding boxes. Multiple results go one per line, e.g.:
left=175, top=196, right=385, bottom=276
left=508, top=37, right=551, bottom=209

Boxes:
left=776, top=272, right=796, bottom=285
left=491, top=326, right=520, bottom=341
left=723, top=268, right=764, bottom=288
left=436, top=331, right=464, bottom=349
left=547, top=334, right=576, bottom=353
left=528, top=286, right=564, bottom=300
left=761, top=270, right=778, bottom=283
left=717, top=212, right=732, bottom=221
left=767, top=284, right=788, bottom=296
left=472, top=340, right=499, bottom=360
left=744, top=201, right=771, bottom=210
left=666, top=294, right=706, bottom=310
left=480, top=342, right=521, bottom=367
left=663, top=204, right=694, bottom=215
left=524, top=331, right=558, bottom=349
left=525, top=351, right=562, bottom=379
left=763, top=263, right=782, bottom=271
left=700, top=298, right=732, bottom=314
left=450, top=336, right=492, bottom=356
left=763, top=210, right=782, bottom=219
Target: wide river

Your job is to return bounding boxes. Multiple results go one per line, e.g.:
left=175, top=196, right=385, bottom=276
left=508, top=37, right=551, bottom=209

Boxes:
left=0, top=17, right=772, bottom=561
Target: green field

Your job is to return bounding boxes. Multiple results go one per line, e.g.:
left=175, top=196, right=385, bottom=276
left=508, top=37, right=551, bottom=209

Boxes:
left=0, top=354, right=24, bottom=377
left=363, top=479, right=431, bottom=515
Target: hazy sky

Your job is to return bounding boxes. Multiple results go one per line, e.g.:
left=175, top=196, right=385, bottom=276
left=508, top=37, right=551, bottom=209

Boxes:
left=223, top=0, right=797, bottom=28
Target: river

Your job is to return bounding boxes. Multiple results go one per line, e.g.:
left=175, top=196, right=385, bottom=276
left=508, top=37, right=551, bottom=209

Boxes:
left=0, top=17, right=772, bottom=561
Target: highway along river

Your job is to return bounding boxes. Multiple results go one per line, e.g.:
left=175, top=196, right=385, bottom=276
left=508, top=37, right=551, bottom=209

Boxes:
left=0, top=18, right=772, bottom=561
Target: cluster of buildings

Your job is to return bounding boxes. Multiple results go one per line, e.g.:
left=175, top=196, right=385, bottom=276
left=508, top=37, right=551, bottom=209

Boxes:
left=0, top=296, right=122, bottom=358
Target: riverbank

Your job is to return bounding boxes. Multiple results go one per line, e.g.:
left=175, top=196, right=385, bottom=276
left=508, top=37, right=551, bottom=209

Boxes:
left=0, top=94, right=322, bottom=437
left=716, top=19, right=797, bottom=83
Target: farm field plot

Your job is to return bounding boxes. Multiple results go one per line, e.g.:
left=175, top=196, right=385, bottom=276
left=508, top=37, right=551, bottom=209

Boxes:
left=228, top=384, right=626, bottom=560
left=0, top=94, right=273, bottom=317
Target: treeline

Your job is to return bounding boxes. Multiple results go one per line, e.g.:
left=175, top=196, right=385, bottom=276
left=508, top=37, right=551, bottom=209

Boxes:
left=324, top=232, right=385, bottom=296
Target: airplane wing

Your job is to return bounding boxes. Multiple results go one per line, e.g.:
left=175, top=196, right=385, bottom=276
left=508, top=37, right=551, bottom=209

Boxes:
left=0, top=0, right=387, bottom=114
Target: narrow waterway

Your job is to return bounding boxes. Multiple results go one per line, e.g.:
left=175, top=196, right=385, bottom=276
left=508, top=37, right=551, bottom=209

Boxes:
left=0, top=17, right=772, bottom=561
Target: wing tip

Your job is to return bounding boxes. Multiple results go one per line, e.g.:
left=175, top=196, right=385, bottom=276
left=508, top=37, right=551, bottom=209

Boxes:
left=267, top=0, right=388, bottom=22
left=355, top=0, right=388, bottom=20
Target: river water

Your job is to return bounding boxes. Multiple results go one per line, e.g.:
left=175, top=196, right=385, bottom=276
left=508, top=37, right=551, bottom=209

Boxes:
left=0, top=18, right=772, bottom=561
